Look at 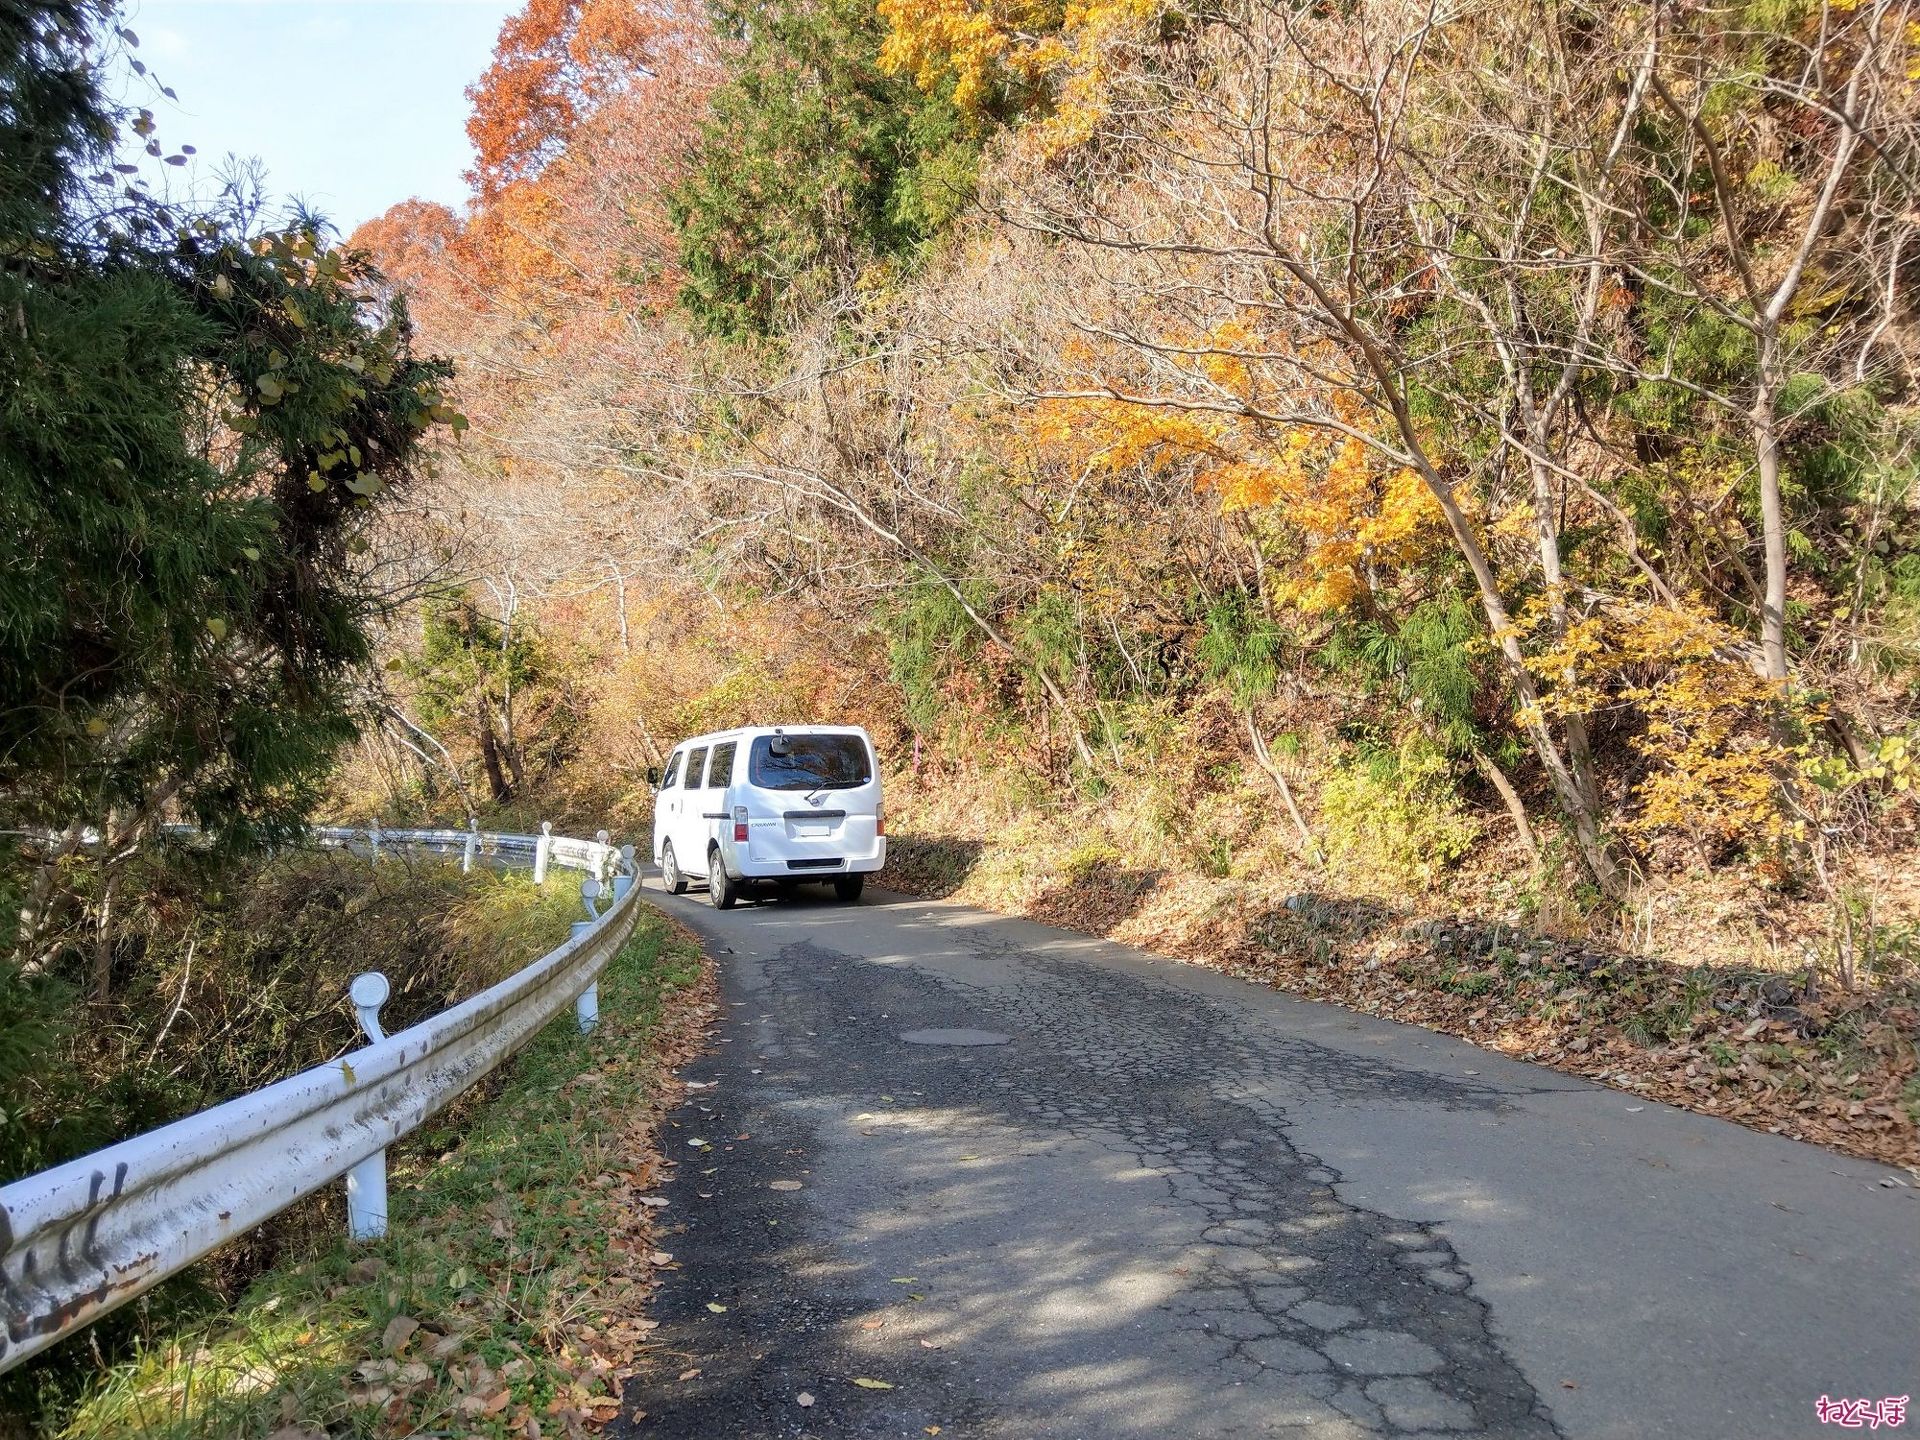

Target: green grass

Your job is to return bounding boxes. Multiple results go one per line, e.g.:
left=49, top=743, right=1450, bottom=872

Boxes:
left=64, top=911, right=703, bottom=1440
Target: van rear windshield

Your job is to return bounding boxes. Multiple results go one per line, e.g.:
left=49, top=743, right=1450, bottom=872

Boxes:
left=748, top=734, right=871, bottom=790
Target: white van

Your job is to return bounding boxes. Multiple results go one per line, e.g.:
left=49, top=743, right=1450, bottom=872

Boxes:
left=649, top=725, right=885, bottom=909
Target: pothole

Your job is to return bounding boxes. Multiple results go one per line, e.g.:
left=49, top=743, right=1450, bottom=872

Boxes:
left=900, top=1027, right=1012, bottom=1046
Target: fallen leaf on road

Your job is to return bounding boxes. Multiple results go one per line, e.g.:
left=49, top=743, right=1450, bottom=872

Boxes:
left=920, top=1339, right=939, bottom=1348
left=906, top=1293, right=924, bottom=1301
left=707, top=1303, right=728, bottom=1313
left=860, top=1319, right=885, bottom=1330
left=678, top=1369, right=701, bottom=1382
left=649, top=1251, right=674, bottom=1266
left=852, top=1378, right=895, bottom=1390
left=797, top=1393, right=815, bottom=1408
left=769, top=1180, right=803, bottom=1191
left=889, top=1277, right=917, bottom=1284
left=637, top=1196, right=669, bottom=1208
left=1560, top=1380, right=1579, bottom=1390
left=927, top=1428, right=942, bottom=1436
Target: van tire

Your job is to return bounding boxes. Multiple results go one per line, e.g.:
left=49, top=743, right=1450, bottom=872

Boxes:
left=833, top=875, right=865, bottom=903
left=707, top=847, right=739, bottom=910
left=659, top=842, right=689, bottom=895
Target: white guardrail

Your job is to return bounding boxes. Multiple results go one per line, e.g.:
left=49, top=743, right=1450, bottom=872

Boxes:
left=0, top=822, right=641, bottom=1376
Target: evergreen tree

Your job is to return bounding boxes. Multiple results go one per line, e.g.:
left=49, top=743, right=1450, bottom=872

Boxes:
left=0, top=0, right=461, bottom=895
left=670, top=0, right=979, bottom=336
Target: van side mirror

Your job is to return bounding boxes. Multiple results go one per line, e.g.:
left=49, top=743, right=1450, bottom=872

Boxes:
left=645, top=766, right=661, bottom=788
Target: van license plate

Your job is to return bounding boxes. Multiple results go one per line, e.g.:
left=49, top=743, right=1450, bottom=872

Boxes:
left=795, top=822, right=831, bottom=837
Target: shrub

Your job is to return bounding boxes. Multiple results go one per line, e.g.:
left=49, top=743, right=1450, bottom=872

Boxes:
left=1319, top=739, right=1480, bottom=890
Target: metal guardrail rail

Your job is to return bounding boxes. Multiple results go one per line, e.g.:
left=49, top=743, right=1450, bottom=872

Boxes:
left=0, top=823, right=640, bottom=1375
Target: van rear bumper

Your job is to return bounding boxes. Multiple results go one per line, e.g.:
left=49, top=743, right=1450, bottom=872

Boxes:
left=728, top=839, right=886, bottom=880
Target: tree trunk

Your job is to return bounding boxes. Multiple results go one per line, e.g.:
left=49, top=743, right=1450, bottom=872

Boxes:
left=610, top=562, right=630, bottom=654
left=1473, top=751, right=1540, bottom=869
left=1516, top=410, right=1603, bottom=817
left=1752, top=369, right=1790, bottom=681
left=91, top=861, right=122, bottom=1002
left=1411, top=467, right=1617, bottom=892
left=476, top=696, right=512, bottom=802
left=1248, top=713, right=1321, bottom=865
left=504, top=727, right=527, bottom=796
left=1258, top=238, right=1620, bottom=893
left=17, top=821, right=84, bottom=969
left=387, top=708, right=481, bottom=817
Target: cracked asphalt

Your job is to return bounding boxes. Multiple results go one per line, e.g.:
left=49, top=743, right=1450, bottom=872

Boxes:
left=615, top=884, right=1917, bottom=1440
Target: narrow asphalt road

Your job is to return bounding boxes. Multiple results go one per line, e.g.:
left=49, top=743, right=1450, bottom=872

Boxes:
left=616, top=881, right=1916, bottom=1440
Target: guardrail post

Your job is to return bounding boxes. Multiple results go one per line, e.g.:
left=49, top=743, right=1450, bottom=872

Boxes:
left=369, top=818, right=382, bottom=863
left=533, top=820, right=552, bottom=885
left=463, top=818, right=478, bottom=874
left=570, top=916, right=600, bottom=1033
left=345, top=972, right=391, bottom=1241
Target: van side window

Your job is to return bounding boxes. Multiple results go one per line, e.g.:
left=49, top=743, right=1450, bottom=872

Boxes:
left=660, top=752, right=681, bottom=789
left=683, top=746, right=708, bottom=789
left=708, top=741, right=737, bottom=788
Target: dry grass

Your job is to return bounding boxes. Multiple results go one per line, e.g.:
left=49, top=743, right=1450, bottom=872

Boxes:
left=60, top=913, right=713, bottom=1440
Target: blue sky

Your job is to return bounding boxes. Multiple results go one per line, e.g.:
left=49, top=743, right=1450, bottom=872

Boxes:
left=116, top=0, right=519, bottom=235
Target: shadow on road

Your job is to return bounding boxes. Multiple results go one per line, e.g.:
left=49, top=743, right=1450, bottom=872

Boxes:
left=626, top=911, right=1561, bottom=1439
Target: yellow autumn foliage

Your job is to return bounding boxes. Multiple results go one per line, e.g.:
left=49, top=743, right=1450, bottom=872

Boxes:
left=1519, top=598, right=1823, bottom=846
left=876, top=0, right=1163, bottom=150
left=1026, top=328, right=1445, bottom=617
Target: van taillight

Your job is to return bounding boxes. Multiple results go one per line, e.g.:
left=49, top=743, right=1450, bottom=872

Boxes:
left=732, top=806, right=749, bottom=843
left=876, top=801, right=885, bottom=837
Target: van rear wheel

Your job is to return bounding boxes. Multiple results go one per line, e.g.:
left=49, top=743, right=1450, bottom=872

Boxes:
left=833, top=875, right=865, bottom=903
left=659, top=842, right=688, bottom=895
left=708, top=848, right=739, bottom=910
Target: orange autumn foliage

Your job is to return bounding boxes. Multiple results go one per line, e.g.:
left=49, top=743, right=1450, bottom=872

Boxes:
left=465, top=0, right=709, bottom=199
